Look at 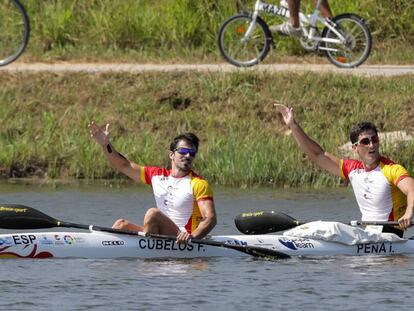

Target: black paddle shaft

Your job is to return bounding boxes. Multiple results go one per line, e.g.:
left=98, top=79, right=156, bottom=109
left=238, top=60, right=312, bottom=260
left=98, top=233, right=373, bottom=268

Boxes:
left=146, top=232, right=291, bottom=259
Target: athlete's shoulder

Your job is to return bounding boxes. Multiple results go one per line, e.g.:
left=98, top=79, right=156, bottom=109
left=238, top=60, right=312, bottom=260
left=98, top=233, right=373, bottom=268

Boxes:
left=189, top=171, right=213, bottom=199
left=379, top=157, right=410, bottom=184
left=379, top=156, right=398, bottom=166
left=379, top=156, right=408, bottom=173
left=143, top=166, right=171, bottom=176
left=340, top=158, right=364, bottom=180
left=342, top=158, right=364, bottom=171
left=142, top=166, right=171, bottom=184
left=189, top=170, right=207, bottom=181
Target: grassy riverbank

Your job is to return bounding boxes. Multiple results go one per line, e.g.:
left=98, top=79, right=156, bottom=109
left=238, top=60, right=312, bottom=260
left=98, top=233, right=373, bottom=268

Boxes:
left=1, top=71, right=413, bottom=187
left=18, top=0, right=414, bottom=64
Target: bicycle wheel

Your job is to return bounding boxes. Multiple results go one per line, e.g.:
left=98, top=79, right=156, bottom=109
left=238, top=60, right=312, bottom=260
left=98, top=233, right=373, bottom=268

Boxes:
left=218, top=13, right=272, bottom=67
left=0, top=0, right=30, bottom=66
left=321, top=13, right=371, bottom=68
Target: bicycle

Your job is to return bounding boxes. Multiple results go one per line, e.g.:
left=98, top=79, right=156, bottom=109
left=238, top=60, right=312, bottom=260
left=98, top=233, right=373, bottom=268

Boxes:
left=0, top=0, right=30, bottom=66
left=218, top=0, right=372, bottom=68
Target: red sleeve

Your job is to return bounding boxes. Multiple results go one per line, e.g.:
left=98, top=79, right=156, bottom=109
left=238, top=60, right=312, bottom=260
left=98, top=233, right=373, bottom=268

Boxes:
left=341, top=159, right=364, bottom=181
left=141, top=166, right=171, bottom=185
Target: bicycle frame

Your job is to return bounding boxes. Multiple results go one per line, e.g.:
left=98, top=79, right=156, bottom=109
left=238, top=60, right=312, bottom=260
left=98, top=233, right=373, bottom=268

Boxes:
left=219, top=0, right=372, bottom=68
left=243, top=0, right=345, bottom=49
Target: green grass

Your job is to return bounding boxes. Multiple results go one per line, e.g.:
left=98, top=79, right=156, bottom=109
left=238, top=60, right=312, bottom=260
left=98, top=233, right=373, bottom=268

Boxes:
left=1, top=71, right=413, bottom=187
left=12, top=0, right=413, bottom=64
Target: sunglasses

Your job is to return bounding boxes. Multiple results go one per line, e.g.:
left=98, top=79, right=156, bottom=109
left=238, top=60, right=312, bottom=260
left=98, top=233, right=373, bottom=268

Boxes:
left=175, top=147, right=197, bottom=157
left=353, top=135, right=379, bottom=146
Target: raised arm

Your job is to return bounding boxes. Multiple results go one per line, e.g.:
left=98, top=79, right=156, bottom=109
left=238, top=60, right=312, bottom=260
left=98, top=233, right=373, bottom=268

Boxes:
left=274, top=104, right=341, bottom=177
left=88, top=121, right=141, bottom=183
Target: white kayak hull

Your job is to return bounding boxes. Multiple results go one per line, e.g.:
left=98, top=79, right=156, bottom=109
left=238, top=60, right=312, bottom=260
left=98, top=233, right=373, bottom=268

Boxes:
left=1, top=230, right=414, bottom=259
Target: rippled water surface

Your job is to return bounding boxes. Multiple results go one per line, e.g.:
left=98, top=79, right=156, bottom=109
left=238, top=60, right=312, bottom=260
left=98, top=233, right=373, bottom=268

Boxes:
left=1, top=182, right=413, bottom=311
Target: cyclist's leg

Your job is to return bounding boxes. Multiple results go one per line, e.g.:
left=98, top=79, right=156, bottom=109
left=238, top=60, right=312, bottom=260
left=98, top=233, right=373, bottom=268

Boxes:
left=288, top=0, right=301, bottom=28
left=317, top=0, right=333, bottom=19
left=270, top=0, right=303, bottom=37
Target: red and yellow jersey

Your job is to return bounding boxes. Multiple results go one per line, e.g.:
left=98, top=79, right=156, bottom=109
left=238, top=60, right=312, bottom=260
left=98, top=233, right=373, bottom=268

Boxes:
left=140, top=166, right=213, bottom=233
left=340, top=157, right=409, bottom=221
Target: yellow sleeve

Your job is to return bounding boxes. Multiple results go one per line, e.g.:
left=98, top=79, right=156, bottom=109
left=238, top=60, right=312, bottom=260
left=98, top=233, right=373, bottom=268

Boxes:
left=140, top=166, right=147, bottom=184
left=191, top=178, right=214, bottom=201
left=339, top=159, right=345, bottom=179
left=382, top=164, right=410, bottom=185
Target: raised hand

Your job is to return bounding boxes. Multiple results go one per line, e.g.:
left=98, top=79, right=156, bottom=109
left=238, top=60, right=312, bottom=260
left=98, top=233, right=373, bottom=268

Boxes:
left=88, top=121, right=110, bottom=146
left=274, top=103, right=294, bottom=127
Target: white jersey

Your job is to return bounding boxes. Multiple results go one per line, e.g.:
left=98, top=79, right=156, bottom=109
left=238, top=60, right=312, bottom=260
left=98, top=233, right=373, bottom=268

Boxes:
left=140, top=166, right=213, bottom=232
left=340, top=157, right=409, bottom=221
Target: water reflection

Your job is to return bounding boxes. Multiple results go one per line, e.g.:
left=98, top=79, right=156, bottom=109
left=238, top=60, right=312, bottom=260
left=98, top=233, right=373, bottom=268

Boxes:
left=137, top=259, right=210, bottom=277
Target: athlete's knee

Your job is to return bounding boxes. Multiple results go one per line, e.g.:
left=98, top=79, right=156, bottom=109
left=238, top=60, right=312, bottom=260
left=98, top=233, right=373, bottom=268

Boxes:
left=112, top=218, right=130, bottom=229
left=144, top=207, right=162, bottom=221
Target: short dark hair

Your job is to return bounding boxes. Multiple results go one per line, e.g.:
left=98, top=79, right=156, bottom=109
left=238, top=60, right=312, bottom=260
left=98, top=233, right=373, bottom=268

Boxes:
left=170, top=132, right=200, bottom=152
left=349, top=122, right=378, bottom=144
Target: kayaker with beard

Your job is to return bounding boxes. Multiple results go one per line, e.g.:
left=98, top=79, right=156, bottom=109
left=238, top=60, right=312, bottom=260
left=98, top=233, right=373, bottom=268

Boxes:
left=89, top=122, right=216, bottom=243
left=274, top=104, right=414, bottom=237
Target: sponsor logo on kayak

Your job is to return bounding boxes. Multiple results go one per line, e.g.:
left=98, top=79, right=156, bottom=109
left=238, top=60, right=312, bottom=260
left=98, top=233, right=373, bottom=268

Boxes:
left=40, top=236, right=54, bottom=245
left=278, top=238, right=314, bottom=250
left=356, top=243, right=394, bottom=254
left=102, top=240, right=125, bottom=246
left=54, top=234, right=64, bottom=245
left=221, top=239, right=247, bottom=246
left=0, top=236, right=14, bottom=246
left=138, top=238, right=205, bottom=252
left=64, top=235, right=75, bottom=245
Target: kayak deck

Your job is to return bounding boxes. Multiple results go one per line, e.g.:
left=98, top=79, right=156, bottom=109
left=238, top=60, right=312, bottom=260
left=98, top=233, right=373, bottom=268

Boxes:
left=0, top=231, right=247, bottom=259
left=1, top=230, right=414, bottom=259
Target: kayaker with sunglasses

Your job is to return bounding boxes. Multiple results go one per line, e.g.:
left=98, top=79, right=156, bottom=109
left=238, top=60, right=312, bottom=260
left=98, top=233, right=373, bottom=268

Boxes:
left=274, top=104, right=414, bottom=237
left=88, top=122, right=216, bottom=243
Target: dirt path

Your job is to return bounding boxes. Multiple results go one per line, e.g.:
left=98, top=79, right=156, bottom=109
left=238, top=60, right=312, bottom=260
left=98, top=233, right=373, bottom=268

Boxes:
left=1, top=62, right=414, bottom=77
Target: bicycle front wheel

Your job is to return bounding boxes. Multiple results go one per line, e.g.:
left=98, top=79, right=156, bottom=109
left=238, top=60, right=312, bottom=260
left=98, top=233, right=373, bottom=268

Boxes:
left=322, top=13, right=371, bottom=68
left=0, top=0, right=30, bottom=66
left=218, top=13, right=272, bottom=67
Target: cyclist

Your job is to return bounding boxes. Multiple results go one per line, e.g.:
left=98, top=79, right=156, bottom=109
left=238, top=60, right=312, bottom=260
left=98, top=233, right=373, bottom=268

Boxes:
left=271, top=0, right=333, bottom=37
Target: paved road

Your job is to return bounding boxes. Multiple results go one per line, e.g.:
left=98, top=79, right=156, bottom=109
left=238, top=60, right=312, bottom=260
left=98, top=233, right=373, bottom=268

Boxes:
left=1, top=63, right=414, bottom=77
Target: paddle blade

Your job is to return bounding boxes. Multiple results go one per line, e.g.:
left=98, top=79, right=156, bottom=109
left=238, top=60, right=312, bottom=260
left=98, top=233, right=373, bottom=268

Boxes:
left=240, top=245, right=291, bottom=259
left=0, top=204, right=59, bottom=229
left=235, top=211, right=300, bottom=234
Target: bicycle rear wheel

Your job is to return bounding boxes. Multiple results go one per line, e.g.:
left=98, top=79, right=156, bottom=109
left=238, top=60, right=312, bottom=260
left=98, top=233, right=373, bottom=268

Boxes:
left=321, top=13, right=371, bottom=68
left=218, top=13, right=272, bottom=67
left=0, top=0, right=30, bottom=66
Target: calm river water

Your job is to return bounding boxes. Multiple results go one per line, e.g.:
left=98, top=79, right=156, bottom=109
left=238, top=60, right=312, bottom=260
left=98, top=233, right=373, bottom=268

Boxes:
left=1, top=181, right=413, bottom=311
